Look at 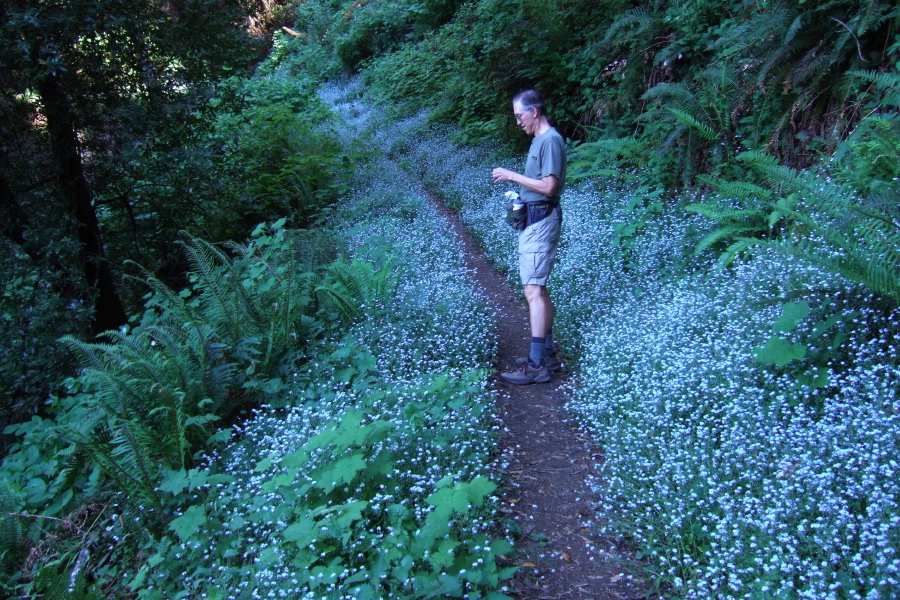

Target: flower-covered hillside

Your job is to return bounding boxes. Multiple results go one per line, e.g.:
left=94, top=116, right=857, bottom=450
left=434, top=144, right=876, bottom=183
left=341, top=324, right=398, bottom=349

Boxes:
left=394, top=119, right=900, bottom=600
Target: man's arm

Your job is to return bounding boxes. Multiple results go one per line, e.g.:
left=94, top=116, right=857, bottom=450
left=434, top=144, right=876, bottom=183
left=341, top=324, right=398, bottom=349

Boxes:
left=492, top=168, right=559, bottom=197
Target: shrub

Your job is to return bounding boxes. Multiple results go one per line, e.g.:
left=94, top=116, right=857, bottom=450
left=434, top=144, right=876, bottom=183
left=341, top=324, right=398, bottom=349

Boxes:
left=0, top=238, right=92, bottom=435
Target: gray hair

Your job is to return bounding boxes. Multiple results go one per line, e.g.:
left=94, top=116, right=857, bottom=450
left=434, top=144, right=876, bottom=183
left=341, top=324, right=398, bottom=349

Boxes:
left=513, top=89, right=546, bottom=116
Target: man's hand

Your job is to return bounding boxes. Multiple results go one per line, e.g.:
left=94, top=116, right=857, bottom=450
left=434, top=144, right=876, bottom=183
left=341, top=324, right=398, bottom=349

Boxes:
left=492, top=168, right=559, bottom=197
left=492, top=167, right=515, bottom=183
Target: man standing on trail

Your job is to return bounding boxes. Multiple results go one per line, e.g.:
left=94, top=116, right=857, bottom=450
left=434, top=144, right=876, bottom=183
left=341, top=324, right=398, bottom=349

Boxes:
left=492, top=89, right=566, bottom=385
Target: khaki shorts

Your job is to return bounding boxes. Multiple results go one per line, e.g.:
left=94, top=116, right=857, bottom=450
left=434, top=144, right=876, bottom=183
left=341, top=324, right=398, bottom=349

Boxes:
left=518, top=206, right=561, bottom=286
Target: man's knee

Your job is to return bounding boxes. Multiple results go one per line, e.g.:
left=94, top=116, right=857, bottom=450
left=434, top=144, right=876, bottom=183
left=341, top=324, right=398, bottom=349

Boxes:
left=524, top=284, right=545, bottom=303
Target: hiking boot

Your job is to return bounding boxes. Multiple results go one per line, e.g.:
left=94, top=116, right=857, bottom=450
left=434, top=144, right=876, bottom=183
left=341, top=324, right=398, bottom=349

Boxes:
left=516, top=355, right=563, bottom=373
left=500, top=359, right=550, bottom=385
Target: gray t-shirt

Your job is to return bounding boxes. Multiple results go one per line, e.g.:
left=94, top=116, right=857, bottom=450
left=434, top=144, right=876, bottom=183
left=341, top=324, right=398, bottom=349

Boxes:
left=519, top=127, right=566, bottom=203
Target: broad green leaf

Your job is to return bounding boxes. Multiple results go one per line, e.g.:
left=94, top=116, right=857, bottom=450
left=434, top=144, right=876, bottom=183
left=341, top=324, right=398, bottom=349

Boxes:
left=330, top=453, right=367, bottom=487
left=324, top=499, right=368, bottom=529
left=283, top=517, right=317, bottom=546
left=798, top=367, right=831, bottom=390
left=755, top=336, right=807, bottom=367
left=771, top=301, right=809, bottom=332
left=169, top=505, right=206, bottom=542
left=158, top=469, right=191, bottom=495
left=280, top=448, right=309, bottom=470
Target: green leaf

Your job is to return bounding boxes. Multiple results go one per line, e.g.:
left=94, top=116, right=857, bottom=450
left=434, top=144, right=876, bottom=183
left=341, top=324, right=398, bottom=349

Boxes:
left=810, top=313, right=844, bottom=338
left=323, top=499, right=368, bottom=529
left=283, top=516, right=317, bottom=547
left=44, top=487, right=74, bottom=518
left=158, top=469, right=191, bottom=495
left=798, top=367, right=831, bottom=390
left=490, top=539, right=514, bottom=556
left=313, top=453, right=367, bottom=493
left=426, top=476, right=495, bottom=511
left=771, top=301, right=810, bottom=333
left=332, top=453, right=367, bottom=484
left=430, top=539, right=459, bottom=570
left=280, top=448, right=309, bottom=470
left=755, top=336, right=807, bottom=367
left=169, top=505, right=206, bottom=542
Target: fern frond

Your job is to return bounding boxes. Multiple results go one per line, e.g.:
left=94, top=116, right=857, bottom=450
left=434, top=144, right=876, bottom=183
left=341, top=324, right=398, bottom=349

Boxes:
left=697, top=176, right=774, bottom=201
left=737, top=149, right=900, bottom=303
left=369, top=257, right=400, bottom=300
left=764, top=236, right=900, bottom=301
left=0, top=480, right=24, bottom=572
left=181, top=240, right=247, bottom=343
left=64, top=422, right=163, bottom=510
left=326, top=259, right=369, bottom=300
left=642, top=83, right=700, bottom=111
left=315, top=260, right=368, bottom=320
left=714, top=7, right=791, bottom=58
left=127, top=261, right=198, bottom=326
left=779, top=9, right=807, bottom=45
left=315, top=286, right=360, bottom=321
left=756, top=29, right=806, bottom=89
left=314, top=257, right=398, bottom=321
left=571, top=137, right=644, bottom=160
left=665, top=107, right=719, bottom=141
left=717, top=238, right=763, bottom=269
left=848, top=69, right=900, bottom=108
left=602, top=7, right=655, bottom=44
left=790, top=41, right=836, bottom=90
left=684, top=203, right=766, bottom=224
left=695, top=223, right=769, bottom=256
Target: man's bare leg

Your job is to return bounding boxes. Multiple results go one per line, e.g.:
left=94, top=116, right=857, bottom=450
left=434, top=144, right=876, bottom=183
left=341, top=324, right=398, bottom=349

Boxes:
left=524, top=284, right=555, bottom=367
left=525, top=284, right=553, bottom=337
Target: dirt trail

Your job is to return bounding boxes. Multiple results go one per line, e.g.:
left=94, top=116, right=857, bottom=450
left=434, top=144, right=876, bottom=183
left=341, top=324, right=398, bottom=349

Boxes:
left=432, top=202, right=650, bottom=600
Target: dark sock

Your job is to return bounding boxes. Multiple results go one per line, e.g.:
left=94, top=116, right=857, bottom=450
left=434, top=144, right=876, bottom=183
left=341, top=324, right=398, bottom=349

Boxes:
left=530, top=337, right=546, bottom=366
left=544, top=330, right=554, bottom=358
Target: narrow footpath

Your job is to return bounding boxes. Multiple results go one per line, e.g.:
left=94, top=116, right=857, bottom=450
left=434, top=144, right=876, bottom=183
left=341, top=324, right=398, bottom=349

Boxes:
left=432, top=202, right=651, bottom=600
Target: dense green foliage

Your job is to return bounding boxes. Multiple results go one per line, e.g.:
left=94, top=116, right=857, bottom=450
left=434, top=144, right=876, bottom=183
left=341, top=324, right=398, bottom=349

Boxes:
left=0, top=2, right=352, bottom=430
left=281, top=0, right=898, bottom=175
left=0, top=0, right=263, bottom=336
left=0, top=57, right=509, bottom=597
left=2, top=0, right=899, bottom=598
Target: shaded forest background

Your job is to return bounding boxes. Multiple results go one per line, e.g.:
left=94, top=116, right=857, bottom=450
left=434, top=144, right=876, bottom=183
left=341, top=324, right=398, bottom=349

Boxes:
left=1, top=0, right=898, bottom=597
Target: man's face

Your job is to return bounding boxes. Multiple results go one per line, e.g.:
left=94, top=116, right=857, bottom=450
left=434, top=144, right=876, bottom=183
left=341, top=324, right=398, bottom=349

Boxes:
left=513, top=101, right=536, bottom=136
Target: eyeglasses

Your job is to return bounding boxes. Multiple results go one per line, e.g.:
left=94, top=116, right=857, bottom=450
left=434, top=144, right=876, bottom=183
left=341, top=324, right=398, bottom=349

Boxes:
left=514, top=109, right=533, bottom=123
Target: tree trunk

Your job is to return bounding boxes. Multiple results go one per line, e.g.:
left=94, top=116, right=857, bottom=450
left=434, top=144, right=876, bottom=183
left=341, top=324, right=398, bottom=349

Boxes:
left=37, top=73, right=128, bottom=335
left=0, top=166, right=27, bottom=246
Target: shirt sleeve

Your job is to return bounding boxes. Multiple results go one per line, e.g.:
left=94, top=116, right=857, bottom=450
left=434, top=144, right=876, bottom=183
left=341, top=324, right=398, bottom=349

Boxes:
left=540, top=135, right=566, bottom=180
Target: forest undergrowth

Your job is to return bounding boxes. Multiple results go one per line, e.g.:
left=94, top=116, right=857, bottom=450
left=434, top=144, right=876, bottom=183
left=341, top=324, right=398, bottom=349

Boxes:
left=391, top=109, right=900, bottom=599
left=0, top=76, right=514, bottom=599
left=2, top=0, right=899, bottom=595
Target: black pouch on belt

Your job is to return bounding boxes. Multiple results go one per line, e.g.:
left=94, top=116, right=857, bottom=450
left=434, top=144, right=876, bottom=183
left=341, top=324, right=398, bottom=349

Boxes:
left=526, top=197, right=560, bottom=227
left=506, top=202, right=527, bottom=231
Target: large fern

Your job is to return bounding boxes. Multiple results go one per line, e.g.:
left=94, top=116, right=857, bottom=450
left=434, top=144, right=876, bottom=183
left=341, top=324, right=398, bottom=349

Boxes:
left=711, top=0, right=896, bottom=156
left=568, top=135, right=648, bottom=181
left=601, top=6, right=657, bottom=47
left=314, top=257, right=399, bottom=322
left=833, top=68, right=900, bottom=199
left=686, top=173, right=787, bottom=262
left=740, top=151, right=900, bottom=302
left=58, top=221, right=326, bottom=510
left=696, top=150, right=900, bottom=303
left=641, top=64, right=740, bottom=163
left=60, top=322, right=226, bottom=509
